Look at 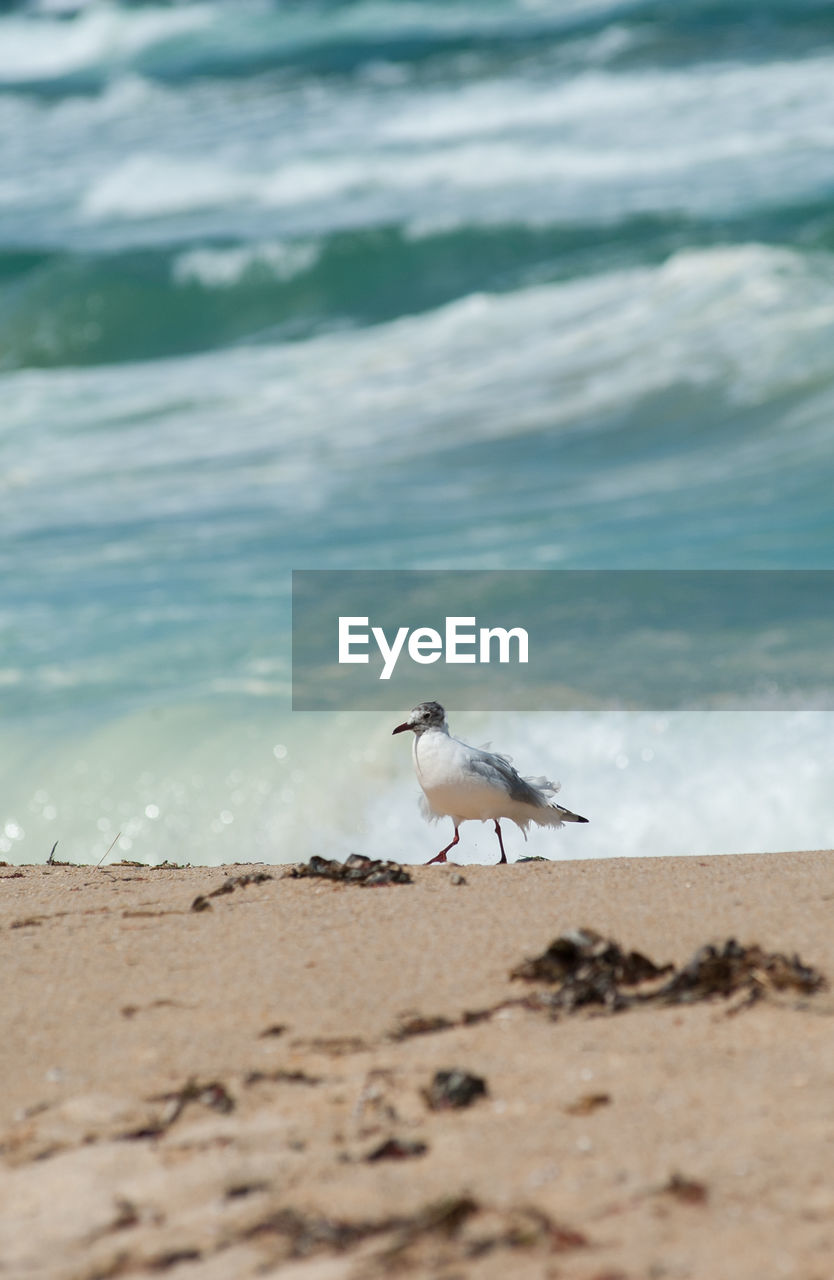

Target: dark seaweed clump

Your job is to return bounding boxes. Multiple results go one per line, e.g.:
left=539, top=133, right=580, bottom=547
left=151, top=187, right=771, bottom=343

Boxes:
left=654, top=938, right=826, bottom=1005
left=288, top=854, right=412, bottom=886
left=512, top=927, right=672, bottom=1011
left=513, top=927, right=826, bottom=1012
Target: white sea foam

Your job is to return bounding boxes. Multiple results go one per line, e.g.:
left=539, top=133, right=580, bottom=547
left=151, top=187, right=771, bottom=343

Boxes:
left=0, top=3, right=213, bottom=83
left=173, top=240, right=320, bottom=288
left=62, top=50, right=834, bottom=234
left=0, top=0, right=640, bottom=95
left=3, top=706, right=833, bottom=866
left=381, top=55, right=834, bottom=147
left=2, top=30, right=832, bottom=244
left=81, top=154, right=258, bottom=220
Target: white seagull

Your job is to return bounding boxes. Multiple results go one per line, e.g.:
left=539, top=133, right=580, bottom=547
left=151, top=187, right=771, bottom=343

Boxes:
left=392, top=701, right=588, bottom=865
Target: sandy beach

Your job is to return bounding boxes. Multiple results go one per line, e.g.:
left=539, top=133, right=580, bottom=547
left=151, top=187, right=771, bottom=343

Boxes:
left=2, top=850, right=834, bottom=1280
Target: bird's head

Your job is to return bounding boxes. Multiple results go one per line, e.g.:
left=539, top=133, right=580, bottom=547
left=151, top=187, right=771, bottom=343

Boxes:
left=392, top=701, right=447, bottom=736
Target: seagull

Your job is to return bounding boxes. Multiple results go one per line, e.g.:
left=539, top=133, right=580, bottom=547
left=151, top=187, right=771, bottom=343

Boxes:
left=392, top=701, right=588, bottom=865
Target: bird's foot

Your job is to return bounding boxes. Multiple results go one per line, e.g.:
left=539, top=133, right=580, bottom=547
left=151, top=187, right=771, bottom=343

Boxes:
left=425, top=851, right=448, bottom=865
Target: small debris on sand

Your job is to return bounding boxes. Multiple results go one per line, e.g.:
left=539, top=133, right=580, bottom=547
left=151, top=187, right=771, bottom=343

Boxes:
left=392, top=1013, right=456, bottom=1040
left=365, top=1137, right=428, bottom=1161
left=191, top=872, right=273, bottom=912
left=565, top=1092, right=611, bottom=1116
left=126, top=1078, right=235, bottom=1139
left=225, top=1182, right=270, bottom=1201
left=424, top=1070, right=488, bottom=1110
left=659, top=1172, right=709, bottom=1205
left=208, top=872, right=274, bottom=897
left=244, top=1069, right=322, bottom=1087
left=258, top=1023, right=287, bottom=1038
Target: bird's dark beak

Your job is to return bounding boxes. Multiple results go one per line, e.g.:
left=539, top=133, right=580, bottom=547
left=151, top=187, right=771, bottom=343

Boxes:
left=392, top=721, right=411, bottom=735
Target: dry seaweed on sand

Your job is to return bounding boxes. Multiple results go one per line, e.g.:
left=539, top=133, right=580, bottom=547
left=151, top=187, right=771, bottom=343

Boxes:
left=112, top=859, right=188, bottom=869
left=287, top=853, right=412, bottom=886
left=512, top=927, right=826, bottom=1013
left=653, top=938, right=827, bottom=1006
left=251, top=1196, right=589, bottom=1267
left=382, top=1199, right=587, bottom=1265
left=244, top=1195, right=478, bottom=1260
left=386, top=996, right=543, bottom=1043
left=511, top=927, right=673, bottom=1011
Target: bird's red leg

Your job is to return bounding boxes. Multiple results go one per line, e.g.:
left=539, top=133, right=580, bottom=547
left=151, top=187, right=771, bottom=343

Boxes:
left=493, top=820, right=508, bottom=864
left=426, top=825, right=459, bottom=865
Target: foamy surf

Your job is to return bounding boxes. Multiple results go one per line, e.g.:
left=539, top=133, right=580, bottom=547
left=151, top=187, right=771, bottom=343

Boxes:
left=3, top=708, right=833, bottom=867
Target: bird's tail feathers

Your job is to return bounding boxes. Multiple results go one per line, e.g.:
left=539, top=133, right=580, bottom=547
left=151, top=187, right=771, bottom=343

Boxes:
left=530, top=799, right=589, bottom=828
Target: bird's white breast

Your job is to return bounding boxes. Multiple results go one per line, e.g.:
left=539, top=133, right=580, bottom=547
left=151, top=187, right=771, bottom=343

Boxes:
left=413, top=728, right=509, bottom=821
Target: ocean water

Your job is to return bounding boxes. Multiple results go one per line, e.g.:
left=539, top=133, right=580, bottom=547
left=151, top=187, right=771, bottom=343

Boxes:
left=3, top=0, right=834, bottom=866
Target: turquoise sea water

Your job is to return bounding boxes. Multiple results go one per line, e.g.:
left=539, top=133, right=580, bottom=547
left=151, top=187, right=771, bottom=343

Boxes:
left=3, top=0, right=834, bottom=865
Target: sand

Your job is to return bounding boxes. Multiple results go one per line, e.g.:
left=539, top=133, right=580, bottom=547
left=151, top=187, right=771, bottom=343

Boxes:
left=2, top=850, right=834, bottom=1280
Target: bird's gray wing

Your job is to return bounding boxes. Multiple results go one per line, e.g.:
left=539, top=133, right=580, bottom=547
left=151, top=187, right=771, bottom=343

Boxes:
left=465, top=747, right=552, bottom=808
